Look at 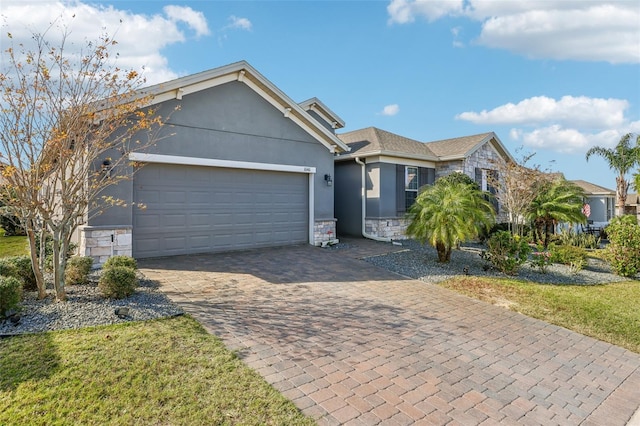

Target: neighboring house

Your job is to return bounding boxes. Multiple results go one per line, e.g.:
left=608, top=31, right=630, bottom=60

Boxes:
left=334, top=127, right=513, bottom=240
left=79, top=61, right=349, bottom=264
left=624, top=193, right=640, bottom=222
left=570, top=180, right=615, bottom=227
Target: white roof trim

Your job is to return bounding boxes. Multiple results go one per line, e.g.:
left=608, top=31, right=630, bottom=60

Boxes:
left=299, top=97, right=346, bottom=129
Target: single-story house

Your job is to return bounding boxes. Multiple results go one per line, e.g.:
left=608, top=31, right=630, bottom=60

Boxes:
left=570, top=180, right=615, bottom=228
left=78, top=61, right=349, bottom=264
left=334, top=127, right=514, bottom=240
left=624, top=193, right=640, bottom=222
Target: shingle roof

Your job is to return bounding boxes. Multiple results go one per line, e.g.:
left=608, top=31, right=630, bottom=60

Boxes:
left=337, top=127, right=437, bottom=160
left=424, top=133, right=495, bottom=158
left=570, top=180, right=615, bottom=195
left=625, top=193, right=639, bottom=206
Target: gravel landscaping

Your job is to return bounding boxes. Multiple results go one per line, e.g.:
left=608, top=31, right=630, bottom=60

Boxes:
left=362, top=239, right=633, bottom=285
left=2, top=240, right=634, bottom=336
left=0, top=274, right=184, bottom=336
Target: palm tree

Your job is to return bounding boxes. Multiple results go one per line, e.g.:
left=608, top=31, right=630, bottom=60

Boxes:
left=406, top=177, right=495, bottom=262
left=526, top=178, right=586, bottom=247
left=586, top=133, right=640, bottom=217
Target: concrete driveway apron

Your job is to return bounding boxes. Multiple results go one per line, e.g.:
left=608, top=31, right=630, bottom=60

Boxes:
left=139, top=242, right=640, bottom=426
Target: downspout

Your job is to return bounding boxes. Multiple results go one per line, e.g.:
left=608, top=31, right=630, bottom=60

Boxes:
left=355, top=157, right=392, bottom=243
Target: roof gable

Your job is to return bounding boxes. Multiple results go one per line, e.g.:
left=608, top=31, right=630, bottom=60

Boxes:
left=570, top=180, right=615, bottom=195
left=298, top=97, right=345, bottom=130
left=135, top=61, right=349, bottom=154
left=424, top=132, right=514, bottom=162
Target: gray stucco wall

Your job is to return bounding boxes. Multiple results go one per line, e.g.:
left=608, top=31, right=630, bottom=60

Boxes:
left=90, top=80, right=335, bottom=227
left=334, top=161, right=362, bottom=236
left=364, top=162, right=398, bottom=218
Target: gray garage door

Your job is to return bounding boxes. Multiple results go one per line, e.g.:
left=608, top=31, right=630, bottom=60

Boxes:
left=133, top=163, right=308, bottom=258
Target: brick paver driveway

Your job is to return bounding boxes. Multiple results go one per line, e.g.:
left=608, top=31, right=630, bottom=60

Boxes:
left=139, top=241, right=640, bottom=425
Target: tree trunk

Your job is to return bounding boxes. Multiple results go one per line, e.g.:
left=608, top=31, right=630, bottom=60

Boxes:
left=435, top=242, right=451, bottom=263
left=51, top=227, right=67, bottom=301
left=25, top=223, right=47, bottom=299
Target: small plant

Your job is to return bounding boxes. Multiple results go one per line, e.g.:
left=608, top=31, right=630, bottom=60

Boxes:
left=65, top=256, right=94, bottom=285
left=0, top=275, right=22, bottom=317
left=483, top=231, right=531, bottom=275
left=556, top=229, right=600, bottom=249
left=99, top=266, right=138, bottom=299
left=549, top=244, right=587, bottom=273
left=103, top=255, right=137, bottom=270
left=530, top=246, right=552, bottom=273
left=4, top=255, right=37, bottom=291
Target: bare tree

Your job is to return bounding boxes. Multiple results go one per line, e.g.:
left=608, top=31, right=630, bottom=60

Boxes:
left=489, top=151, right=552, bottom=236
left=0, top=25, right=165, bottom=301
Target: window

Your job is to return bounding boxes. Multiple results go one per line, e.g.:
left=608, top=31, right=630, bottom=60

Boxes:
left=405, top=166, right=418, bottom=210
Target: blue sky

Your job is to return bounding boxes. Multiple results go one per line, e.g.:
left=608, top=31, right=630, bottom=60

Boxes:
left=2, top=0, right=639, bottom=189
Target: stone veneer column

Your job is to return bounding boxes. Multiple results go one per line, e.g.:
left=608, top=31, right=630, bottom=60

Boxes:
left=364, top=218, right=410, bottom=240
left=314, top=219, right=338, bottom=246
left=79, top=225, right=132, bottom=267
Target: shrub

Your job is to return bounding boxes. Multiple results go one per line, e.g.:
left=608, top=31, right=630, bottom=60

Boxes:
left=4, top=255, right=37, bottom=291
left=483, top=231, right=531, bottom=275
left=65, top=256, right=94, bottom=285
left=103, top=255, right=137, bottom=270
left=0, top=275, right=22, bottom=317
left=0, top=259, right=18, bottom=279
left=549, top=244, right=587, bottom=273
left=98, top=266, right=137, bottom=299
left=605, top=216, right=640, bottom=278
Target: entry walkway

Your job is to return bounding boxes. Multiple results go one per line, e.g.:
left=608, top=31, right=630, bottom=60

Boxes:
left=140, top=241, right=640, bottom=425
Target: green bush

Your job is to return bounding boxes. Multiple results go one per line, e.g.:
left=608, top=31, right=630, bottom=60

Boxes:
left=103, top=255, right=137, bottom=270
left=0, top=275, right=22, bottom=317
left=4, top=255, right=37, bottom=291
left=98, top=266, right=138, bottom=299
left=483, top=231, right=531, bottom=275
left=0, top=259, right=18, bottom=280
left=549, top=244, right=587, bottom=273
left=65, top=256, right=94, bottom=285
left=605, top=216, right=640, bottom=278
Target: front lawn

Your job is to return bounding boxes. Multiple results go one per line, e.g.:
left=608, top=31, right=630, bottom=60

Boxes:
left=0, top=228, right=28, bottom=257
left=0, top=315, right=314, bottom=425
left=439, top=276, right=640, bottom=354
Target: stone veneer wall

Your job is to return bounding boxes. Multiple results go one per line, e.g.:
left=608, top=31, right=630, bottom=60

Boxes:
left=79, top=226, right=132, bottom=267
left=462, top=143, right=504, bottom=177
left=435, top=160, right=464, bottom=180
left=314, top=219, right=338, bottom=245
left=365, top=218, right=410, bottom=240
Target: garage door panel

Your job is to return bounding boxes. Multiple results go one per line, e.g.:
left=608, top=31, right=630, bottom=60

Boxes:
left=133, top=164, right=308, bottom=258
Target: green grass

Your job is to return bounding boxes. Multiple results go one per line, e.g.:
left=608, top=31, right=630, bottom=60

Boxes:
left=0, top=315, right=314, bottom=426
left=439, top=276, right=640, bottom=353
left=0, top=228, right=28, bottom=257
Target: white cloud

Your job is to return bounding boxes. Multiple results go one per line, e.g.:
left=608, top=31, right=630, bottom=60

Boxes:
left=0, top=1, right=211, bottom=85
left=227, top=15, right=252, bottom=31
left=387, top=0, right=640, bottom=63
left=387, top=0, right=464, bottom=24
left=381, top=104, right=400, bottom=116
left=459, top=95, right=638, bottom=153
left=456, top=96, right=628, bottom=129
left=163, top=5, right=210, bottom=37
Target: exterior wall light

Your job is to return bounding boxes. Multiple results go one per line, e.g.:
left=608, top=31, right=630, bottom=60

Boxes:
left=102, top=158, right=113, bottom=177
left=324, top=174, right=333, bottom=186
